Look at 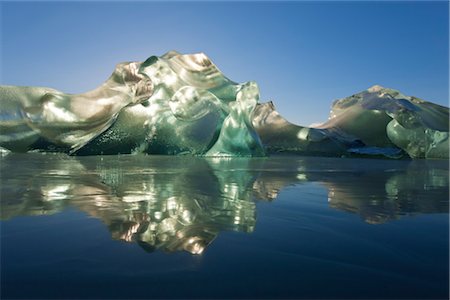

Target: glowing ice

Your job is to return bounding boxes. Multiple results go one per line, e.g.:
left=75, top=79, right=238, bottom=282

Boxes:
left=0, top=62, right=153, bottom=153
left=0, top=52, right=448, bottom=159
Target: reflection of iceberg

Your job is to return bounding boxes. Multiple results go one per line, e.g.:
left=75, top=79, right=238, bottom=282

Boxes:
left=1, top=154, right=448, bottom=255
left=299, top=158, right=449, bottom=224
left=250, top=157, right=449, bottom=224
left=1, top=52, right=448, bottom=158
left=0, top=154, right=259, bottom=254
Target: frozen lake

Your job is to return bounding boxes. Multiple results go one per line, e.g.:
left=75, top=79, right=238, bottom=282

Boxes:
left=1, top=153, right=448, bottom=299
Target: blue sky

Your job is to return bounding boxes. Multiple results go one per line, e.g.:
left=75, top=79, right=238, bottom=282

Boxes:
left=1, top=1, right=448, bottom=126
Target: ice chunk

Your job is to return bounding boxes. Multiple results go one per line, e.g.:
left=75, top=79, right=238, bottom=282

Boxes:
left=252, top=101, right=361, bottom=156
left=319, top=85, right=448, bottom=159
left=0, top=52, right=448, bottom=159
left=206, top=82, right=265, bottom=157
left=0, top=62, right=153, bottom=153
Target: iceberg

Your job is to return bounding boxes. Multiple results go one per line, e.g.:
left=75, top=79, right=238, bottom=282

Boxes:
left=314, top=85, right=449, bottom=159
left=0, top=51, right=448, bottom=159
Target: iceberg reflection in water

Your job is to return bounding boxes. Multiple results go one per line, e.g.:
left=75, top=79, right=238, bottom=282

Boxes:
left=1, top=153, right=448, bottom=254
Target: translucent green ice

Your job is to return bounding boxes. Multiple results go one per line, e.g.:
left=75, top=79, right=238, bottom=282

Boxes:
left=0, top=52, right=448, bottom=159
left=314, top=85, right=449, bottom=159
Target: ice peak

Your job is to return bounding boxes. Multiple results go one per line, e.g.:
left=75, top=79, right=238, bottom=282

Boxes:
left=367, top=85, right=385, bottom=93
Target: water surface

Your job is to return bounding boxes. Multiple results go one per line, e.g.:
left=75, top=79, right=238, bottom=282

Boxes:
left=1, top=154, right=448, bottom=299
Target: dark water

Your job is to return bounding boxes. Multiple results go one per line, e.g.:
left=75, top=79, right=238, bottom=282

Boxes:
left=1, top=153, right=448, bottom=299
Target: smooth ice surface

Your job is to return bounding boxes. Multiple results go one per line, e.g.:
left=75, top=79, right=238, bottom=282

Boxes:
left=0, top=52, right=448, bottom=158
left=0, top=63, right=153, bottom=153
left=315, top=85, right=449, bottom=159
left=1, top=154, right=448, bottom=298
